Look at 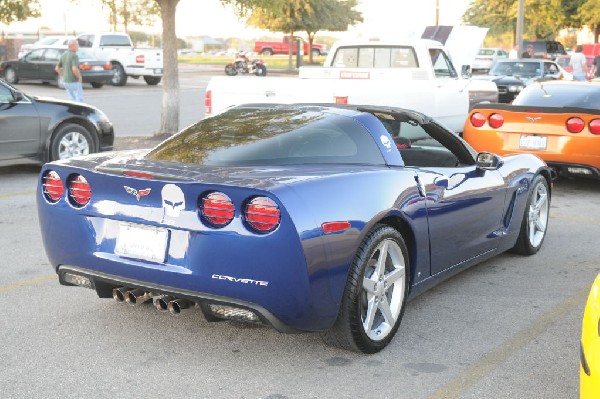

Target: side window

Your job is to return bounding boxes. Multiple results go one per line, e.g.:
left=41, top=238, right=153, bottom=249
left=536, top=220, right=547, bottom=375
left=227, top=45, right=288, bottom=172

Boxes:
left=78, top=35, right=94, bottom=48
left=544, top=62, right=558, bottom=75
left=44, top=48, right=62, bottom=62
left=0, top=84, right=15, bottom=102
left=25, top=49, right=44, bottom=62
left=429, top=49, right=457, bottom=78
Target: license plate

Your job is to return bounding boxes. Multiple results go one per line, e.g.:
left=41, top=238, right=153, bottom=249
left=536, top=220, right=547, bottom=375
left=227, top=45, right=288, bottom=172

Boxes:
left=519, top=135, right=547, bottom=150
left=92, top=66, right=103, bottom=71
left=154, top=68, right=162, bottom=74
left=115, top=223, right=168, bottom=263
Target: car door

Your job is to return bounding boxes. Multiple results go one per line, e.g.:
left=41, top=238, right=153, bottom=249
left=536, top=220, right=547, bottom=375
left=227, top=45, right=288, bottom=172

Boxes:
left=0, top=83, right=41, bottom=161
left=18, top=49, right=45, bottom=79
left=41, top=48, right=63, bottom=81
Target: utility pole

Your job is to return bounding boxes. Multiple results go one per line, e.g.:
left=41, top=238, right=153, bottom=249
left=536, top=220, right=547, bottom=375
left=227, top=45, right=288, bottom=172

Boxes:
left=516, top=0, right=524, bottom=51
left=435, top=0, right=439, bottom=26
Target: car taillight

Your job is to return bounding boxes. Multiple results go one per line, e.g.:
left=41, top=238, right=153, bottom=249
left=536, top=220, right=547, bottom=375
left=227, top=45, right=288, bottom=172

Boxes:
left=68, top=174, right=91, bottom=207
left=589, top=119, right=600, bottom=135
left=204, top=90, right=212, bottom=114
left=42, top=170, right=64, bottom=203
left=79, top=63, right=91, bottom=71
left=103, top=63, right=113, bottom=70
left=489, top=113, right=504, bottom=129
left=244, top=197, right=280, bottom=233
left=566, top=117, right=585, bottom=133
left=200, top=192, right=234, bottom=227
left=335, top=96, right=348, bottom=104
left=470, top=112, right=486, bottom=127
left=136, top=55, right=145, bottom=63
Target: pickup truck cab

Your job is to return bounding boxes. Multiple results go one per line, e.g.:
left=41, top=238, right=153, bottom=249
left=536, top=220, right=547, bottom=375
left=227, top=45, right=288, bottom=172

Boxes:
left=254, top=37, right=327, bottom=57
left=206, top=39, right=497, bottom=134
left=77, top=32, right=163, bottom=86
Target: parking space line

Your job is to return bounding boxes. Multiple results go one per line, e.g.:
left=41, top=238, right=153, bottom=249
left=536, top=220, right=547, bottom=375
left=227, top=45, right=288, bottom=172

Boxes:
left=0, top=275, right=56, bottom=293
left=427, top=286, right=588, bottom=399
left=0, top=191, right=36, bottom=199
left=551, top=214, right=600, bottom=225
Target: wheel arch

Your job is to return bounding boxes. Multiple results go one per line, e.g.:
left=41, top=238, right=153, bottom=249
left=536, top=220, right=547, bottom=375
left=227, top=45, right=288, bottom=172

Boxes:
left=372, top=214, right=415, bottom=286
left=45, top=118, right=99, bottom=162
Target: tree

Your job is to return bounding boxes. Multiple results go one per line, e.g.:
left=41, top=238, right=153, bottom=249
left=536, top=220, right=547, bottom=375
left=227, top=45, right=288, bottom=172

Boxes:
left=101, top=0, right=160, bottom=33
left=0, top=0, right=40, bottom=24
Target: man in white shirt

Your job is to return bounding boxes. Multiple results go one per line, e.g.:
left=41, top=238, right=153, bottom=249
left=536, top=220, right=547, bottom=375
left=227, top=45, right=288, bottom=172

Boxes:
left=508, top=44, right=520, bottom=59
left=570, top=45, right=588, bottom=81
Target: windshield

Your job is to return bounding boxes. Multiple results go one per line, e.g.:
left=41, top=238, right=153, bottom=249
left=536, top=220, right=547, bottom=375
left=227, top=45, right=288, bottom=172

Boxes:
left=477, top=49, right=495, bottom=56
left=513, top=83, right=600, bottom=108
left=490, top=61, right=541, bottom=78
left=146, top=107, right=385, bottom=166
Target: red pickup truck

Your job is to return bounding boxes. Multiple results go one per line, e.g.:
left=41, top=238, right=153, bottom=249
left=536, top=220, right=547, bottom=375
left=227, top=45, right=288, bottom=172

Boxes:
left=254, top=37, right=327, bottom=56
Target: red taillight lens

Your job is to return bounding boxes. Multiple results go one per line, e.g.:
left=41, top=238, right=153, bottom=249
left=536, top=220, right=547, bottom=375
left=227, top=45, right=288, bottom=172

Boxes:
left=68, top=174, right=91, bottom=207
left=200, top=192, right=234, bottom=227
left=123, top=171, right=154, bottom=179
left=136, top=55, right=145, bottom=63
left=566, top=117, right=584, bottom=133
left=488, top=113, right=504, bottom=129
left=103, top=63, right=113, bottom=70
left=204, top=90, right=212, bottom=114
left=244, top=197, right=280, bottom=233
left=42, top=170, right=64, bottom=203
left=470, top=112, right=486, bottom=127
left=335, top=96, right=348, bottom=104
left=589, top=119, right=600, bottom=135
left=79, top=63, right=91, bottom=71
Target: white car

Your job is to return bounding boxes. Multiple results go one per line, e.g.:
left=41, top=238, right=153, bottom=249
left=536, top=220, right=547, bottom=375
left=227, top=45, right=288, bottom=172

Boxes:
left=472, top=48, right=508, bottom=73
left=18, top=35, right=75, bottom=58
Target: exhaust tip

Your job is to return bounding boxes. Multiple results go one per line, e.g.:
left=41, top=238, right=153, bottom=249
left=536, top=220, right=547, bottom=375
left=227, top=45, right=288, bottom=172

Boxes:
left=112, top=287, right=129, bottom=303
left=167, top=299, right=192, bottom=316
left=125, top=289, right=152, bottom=306
left=154, top=296, right=173, bottom=312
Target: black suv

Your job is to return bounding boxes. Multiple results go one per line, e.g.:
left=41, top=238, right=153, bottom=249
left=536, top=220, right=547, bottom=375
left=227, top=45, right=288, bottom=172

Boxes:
left=523, top=40, right=567, bottom=59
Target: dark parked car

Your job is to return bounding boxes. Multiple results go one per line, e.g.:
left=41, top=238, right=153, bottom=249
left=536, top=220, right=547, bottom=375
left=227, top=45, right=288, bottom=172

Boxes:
left=0, top=48, right=113, bottom=89
left=478, top=59, right=564, bottom=103
left=0, top=79, right=114, bottom=166
left=523, top=40, right=567, bottom=59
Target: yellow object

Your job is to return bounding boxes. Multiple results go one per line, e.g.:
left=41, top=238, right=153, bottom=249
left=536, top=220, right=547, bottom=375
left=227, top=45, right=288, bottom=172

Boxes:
left=581, top=273, right=600, bottom=398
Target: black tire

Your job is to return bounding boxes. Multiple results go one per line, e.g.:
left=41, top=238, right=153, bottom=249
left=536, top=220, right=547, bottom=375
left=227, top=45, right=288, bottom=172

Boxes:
left=143, top=76, right=161, bottom=85
left=311, top=49, right=320, bottom=57
left=320, top=225, right=409, bottom=353
left=91, top=82, right=104, bottom=89
left=511, top=175, right=550, bottom=255
left=224, top=63, right=237, bottom=76
left=261, top=49, right=273, bottom=56
left=4, top=67, right=18, bottom=84
left=254, top=64, right=267, bottom=76
left=50, top=123, right=94, bottom=161
left=111, top=63, right=127, bottom=86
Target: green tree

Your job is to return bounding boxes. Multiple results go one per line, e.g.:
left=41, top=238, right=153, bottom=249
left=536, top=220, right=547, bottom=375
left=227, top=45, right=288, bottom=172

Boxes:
left=101, top=0, right=160, bottom=32
left=0, top=0, right=40, bottom=24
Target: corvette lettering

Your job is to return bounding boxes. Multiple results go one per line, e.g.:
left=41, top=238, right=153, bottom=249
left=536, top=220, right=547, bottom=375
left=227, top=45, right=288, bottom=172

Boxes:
left=212, top=274, right=269, bottom=286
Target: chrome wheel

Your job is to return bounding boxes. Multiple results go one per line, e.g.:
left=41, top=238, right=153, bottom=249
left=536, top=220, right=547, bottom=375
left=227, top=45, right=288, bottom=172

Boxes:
left=361, top=239, right=406, bottom=341
left=57, top=131, right=90, bottom=159
left=527, top=180, right=549, bottom=248
left=5, top=67, right=18, bottom=84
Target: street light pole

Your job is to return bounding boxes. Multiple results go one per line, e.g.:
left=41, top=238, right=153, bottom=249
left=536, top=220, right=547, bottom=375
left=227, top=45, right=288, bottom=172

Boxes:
left=516, top=0, right=524, bottom=51
left=435, top=0, right=439, bottom=26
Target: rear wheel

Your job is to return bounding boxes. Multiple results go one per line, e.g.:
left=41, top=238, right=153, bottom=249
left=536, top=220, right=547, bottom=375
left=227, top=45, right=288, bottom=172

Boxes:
left=321, top=225, right=409, bottom=353
left=254, top=64, right=267, bottom=76
left=91, top=82, right=104, bottom=89
left=50, top=123, right=94, bottom=161
left=143, top=76, right=161, bottom=85
left=261, top=49, right=273, bottom=56
left=511, top=175, right=550, bottom=255
left=111, top=63, right=127, bottom=86
left=224, top=63, right=237, bottom=76
left=4, top=67, right=18, bottom=84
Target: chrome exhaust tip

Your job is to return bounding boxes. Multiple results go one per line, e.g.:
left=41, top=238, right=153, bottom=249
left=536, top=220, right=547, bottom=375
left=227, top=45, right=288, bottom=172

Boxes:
left=124, top=289, right=153, bottom=306
left=112, top=287, right=130, bottom=303
left=153, top=295, right=174, bottom=312
left=167, top=299, right=192, bottom=316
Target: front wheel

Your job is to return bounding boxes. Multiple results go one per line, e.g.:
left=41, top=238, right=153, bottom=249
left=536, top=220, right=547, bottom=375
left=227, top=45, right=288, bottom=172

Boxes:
left=321, top=225, right=409, bottom=353
left=91, top=82, right=104, bottom=89
left=224, top=63, right=237, bottom=76
left=254, top=64, right=267, bottom=76
left=143, top=76, right=161, bottom=85
left=260, top=49, right=273, bottom=56
left=50, top=123, right=94, bottom=161
left=511, top=175, right=550, bottom=255
left=4, top=67, right=19, bottom=84
left=111, top=63, right=127, bottom=86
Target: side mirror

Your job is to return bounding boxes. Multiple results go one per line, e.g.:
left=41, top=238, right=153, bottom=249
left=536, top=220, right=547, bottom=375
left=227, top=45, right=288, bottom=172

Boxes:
left=476, top=152, right=503, bottom=171
left=461, top=64, right=472, bottom=78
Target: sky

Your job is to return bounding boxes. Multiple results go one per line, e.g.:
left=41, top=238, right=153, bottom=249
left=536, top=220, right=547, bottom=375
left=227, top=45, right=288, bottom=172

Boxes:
left=2, top=0, right=472, bottom=40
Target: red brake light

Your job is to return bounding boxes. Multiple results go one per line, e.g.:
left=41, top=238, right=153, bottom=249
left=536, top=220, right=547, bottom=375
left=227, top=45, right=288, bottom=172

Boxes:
left=470, top=112, right=486, bottom=127
left=488, top=113, right=504, bottom=129
left=566, top=117, right=584, bottom=133
left=589, top=119, right=600, bottom=135
left=200, top=192, right=234, bottom=227
left=42, top=170, right=64, bottom=203
left=335, top=96, right=348, bottom=104
left=103, top=63, right=113, bottom=70
left=79, top=63, right=91, bottom=71
left=204, top=90, right=212, bottom=115
left=68, top=174, right=91, bottom=207
left=136, top=55, right=145, bottom=63
left=244, top=197, right=280, bottom=233
left=123, top=171, right=154, bottom=179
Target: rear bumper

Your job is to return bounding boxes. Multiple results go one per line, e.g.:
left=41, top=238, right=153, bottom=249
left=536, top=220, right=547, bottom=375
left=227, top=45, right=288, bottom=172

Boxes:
left=547, top=161, right=600, bottom=180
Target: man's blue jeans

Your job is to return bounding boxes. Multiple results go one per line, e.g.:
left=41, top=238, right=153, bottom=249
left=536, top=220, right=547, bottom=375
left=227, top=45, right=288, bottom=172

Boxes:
left=63, top=81, right=84, bottom=102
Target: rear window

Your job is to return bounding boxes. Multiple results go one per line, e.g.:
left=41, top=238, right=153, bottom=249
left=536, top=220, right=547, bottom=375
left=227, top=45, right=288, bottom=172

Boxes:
left=331, top=46, right=418, bottom=68
left=146, top=108, right=385, bottom=166
left=99, top=35, right=131, bottom=47
left=513, top=84, right=600, bottom=108
left=477, top=49, right=495, bottom=56
left=490, top=61, right=541, bottom=78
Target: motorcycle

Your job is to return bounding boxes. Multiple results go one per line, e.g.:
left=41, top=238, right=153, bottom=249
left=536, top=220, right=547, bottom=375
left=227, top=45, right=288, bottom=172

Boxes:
left=225, top=53, right=267, bottom=77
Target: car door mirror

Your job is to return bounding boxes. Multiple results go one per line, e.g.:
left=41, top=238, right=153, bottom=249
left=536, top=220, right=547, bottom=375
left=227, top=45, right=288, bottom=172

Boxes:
left=461, top=64, right=471, bottom=78
left=476, top=152, right=503, bottom=171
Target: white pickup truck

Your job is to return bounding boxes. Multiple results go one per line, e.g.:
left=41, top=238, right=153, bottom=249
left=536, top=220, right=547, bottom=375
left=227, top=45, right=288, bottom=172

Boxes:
left=205, top=38, right=498, bottom=133
left=77, top=32, right=163, bottom=86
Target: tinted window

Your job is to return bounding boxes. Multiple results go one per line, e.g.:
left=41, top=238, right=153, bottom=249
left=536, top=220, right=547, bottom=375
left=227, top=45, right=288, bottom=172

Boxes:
left=0, top=82, right=14, bottom=102
left=43, top=48, right=63, bottom=62
left=490, top=61, right=541, bottom=77
left=331, top=46, right=418, bottom=68
left=146, top=108, right=385, bottom=166
left=25, top=49, right=44, bottom=61
left=513, top=84, right=600, bottom=108
left=99, top=35, right=131, bottom=47
left=78, top=35, right=94, bottom=48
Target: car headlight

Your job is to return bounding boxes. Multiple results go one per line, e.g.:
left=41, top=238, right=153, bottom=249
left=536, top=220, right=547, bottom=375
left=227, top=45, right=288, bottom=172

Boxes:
left=90, top=109, right=111, bottom=123
left=508, top=85, right=523, bottom=92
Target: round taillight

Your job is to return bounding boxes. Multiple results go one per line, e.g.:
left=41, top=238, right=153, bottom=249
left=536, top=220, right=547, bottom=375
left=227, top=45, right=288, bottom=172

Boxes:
left=68, top=174, right=91, bottom=207
left=42, top=170, right=64, bottom=203
left=244, top=197, right=280, bottom=233
left=566, top=117, right=584, bottom=133
left=489, top=113, right=504, bottom=129
left=200, top=192, right=234, bottom=227
left=589, top=119, right=600, bottom=135
left=470, top=112, right=486, bottom=127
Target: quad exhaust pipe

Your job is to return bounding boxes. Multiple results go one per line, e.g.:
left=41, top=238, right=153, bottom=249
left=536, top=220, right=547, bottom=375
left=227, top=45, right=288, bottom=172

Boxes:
left=125, top=289, right=153, bottom=306
left=167, top=298, right=193, bottom=316
left=113, top=288, right=194, bottom=316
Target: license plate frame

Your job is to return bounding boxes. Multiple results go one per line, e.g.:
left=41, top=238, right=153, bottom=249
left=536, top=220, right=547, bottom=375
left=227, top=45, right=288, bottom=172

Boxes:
left=519, top=135, right=547, bottom=150
left=115, top=222, right=168, bottom=263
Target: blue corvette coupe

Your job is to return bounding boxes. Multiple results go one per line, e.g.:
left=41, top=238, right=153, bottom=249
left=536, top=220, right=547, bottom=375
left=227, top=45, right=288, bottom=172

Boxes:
left=37, top=104, right=552, bottom=353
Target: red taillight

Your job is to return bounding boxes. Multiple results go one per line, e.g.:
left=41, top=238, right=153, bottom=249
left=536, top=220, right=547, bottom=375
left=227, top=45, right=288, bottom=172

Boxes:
left=566, top=117, right=585, bottom=133
left=335, top=96, right=348, bottom=104
left=79, top=63, right=91, bottom=71
left=200, top=192, right=234, bottom=227
left=204, top=90, right=212, bottom=114
left=123, top=171, right=154, bottom=179
left=488, top=113, right=504, bottom=129
left=470, top=112, right=486, bottom=127
left=589, top=119, right=600, bottom=135
left=136, top=55, right=145, bottom=63
left=103, top=63, right=113, bottom=70
left=68, top=174, right=91, bottom=207
left=244, top=197, right=280, bottom=233
left=42, top=170, right=64, bottom=203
